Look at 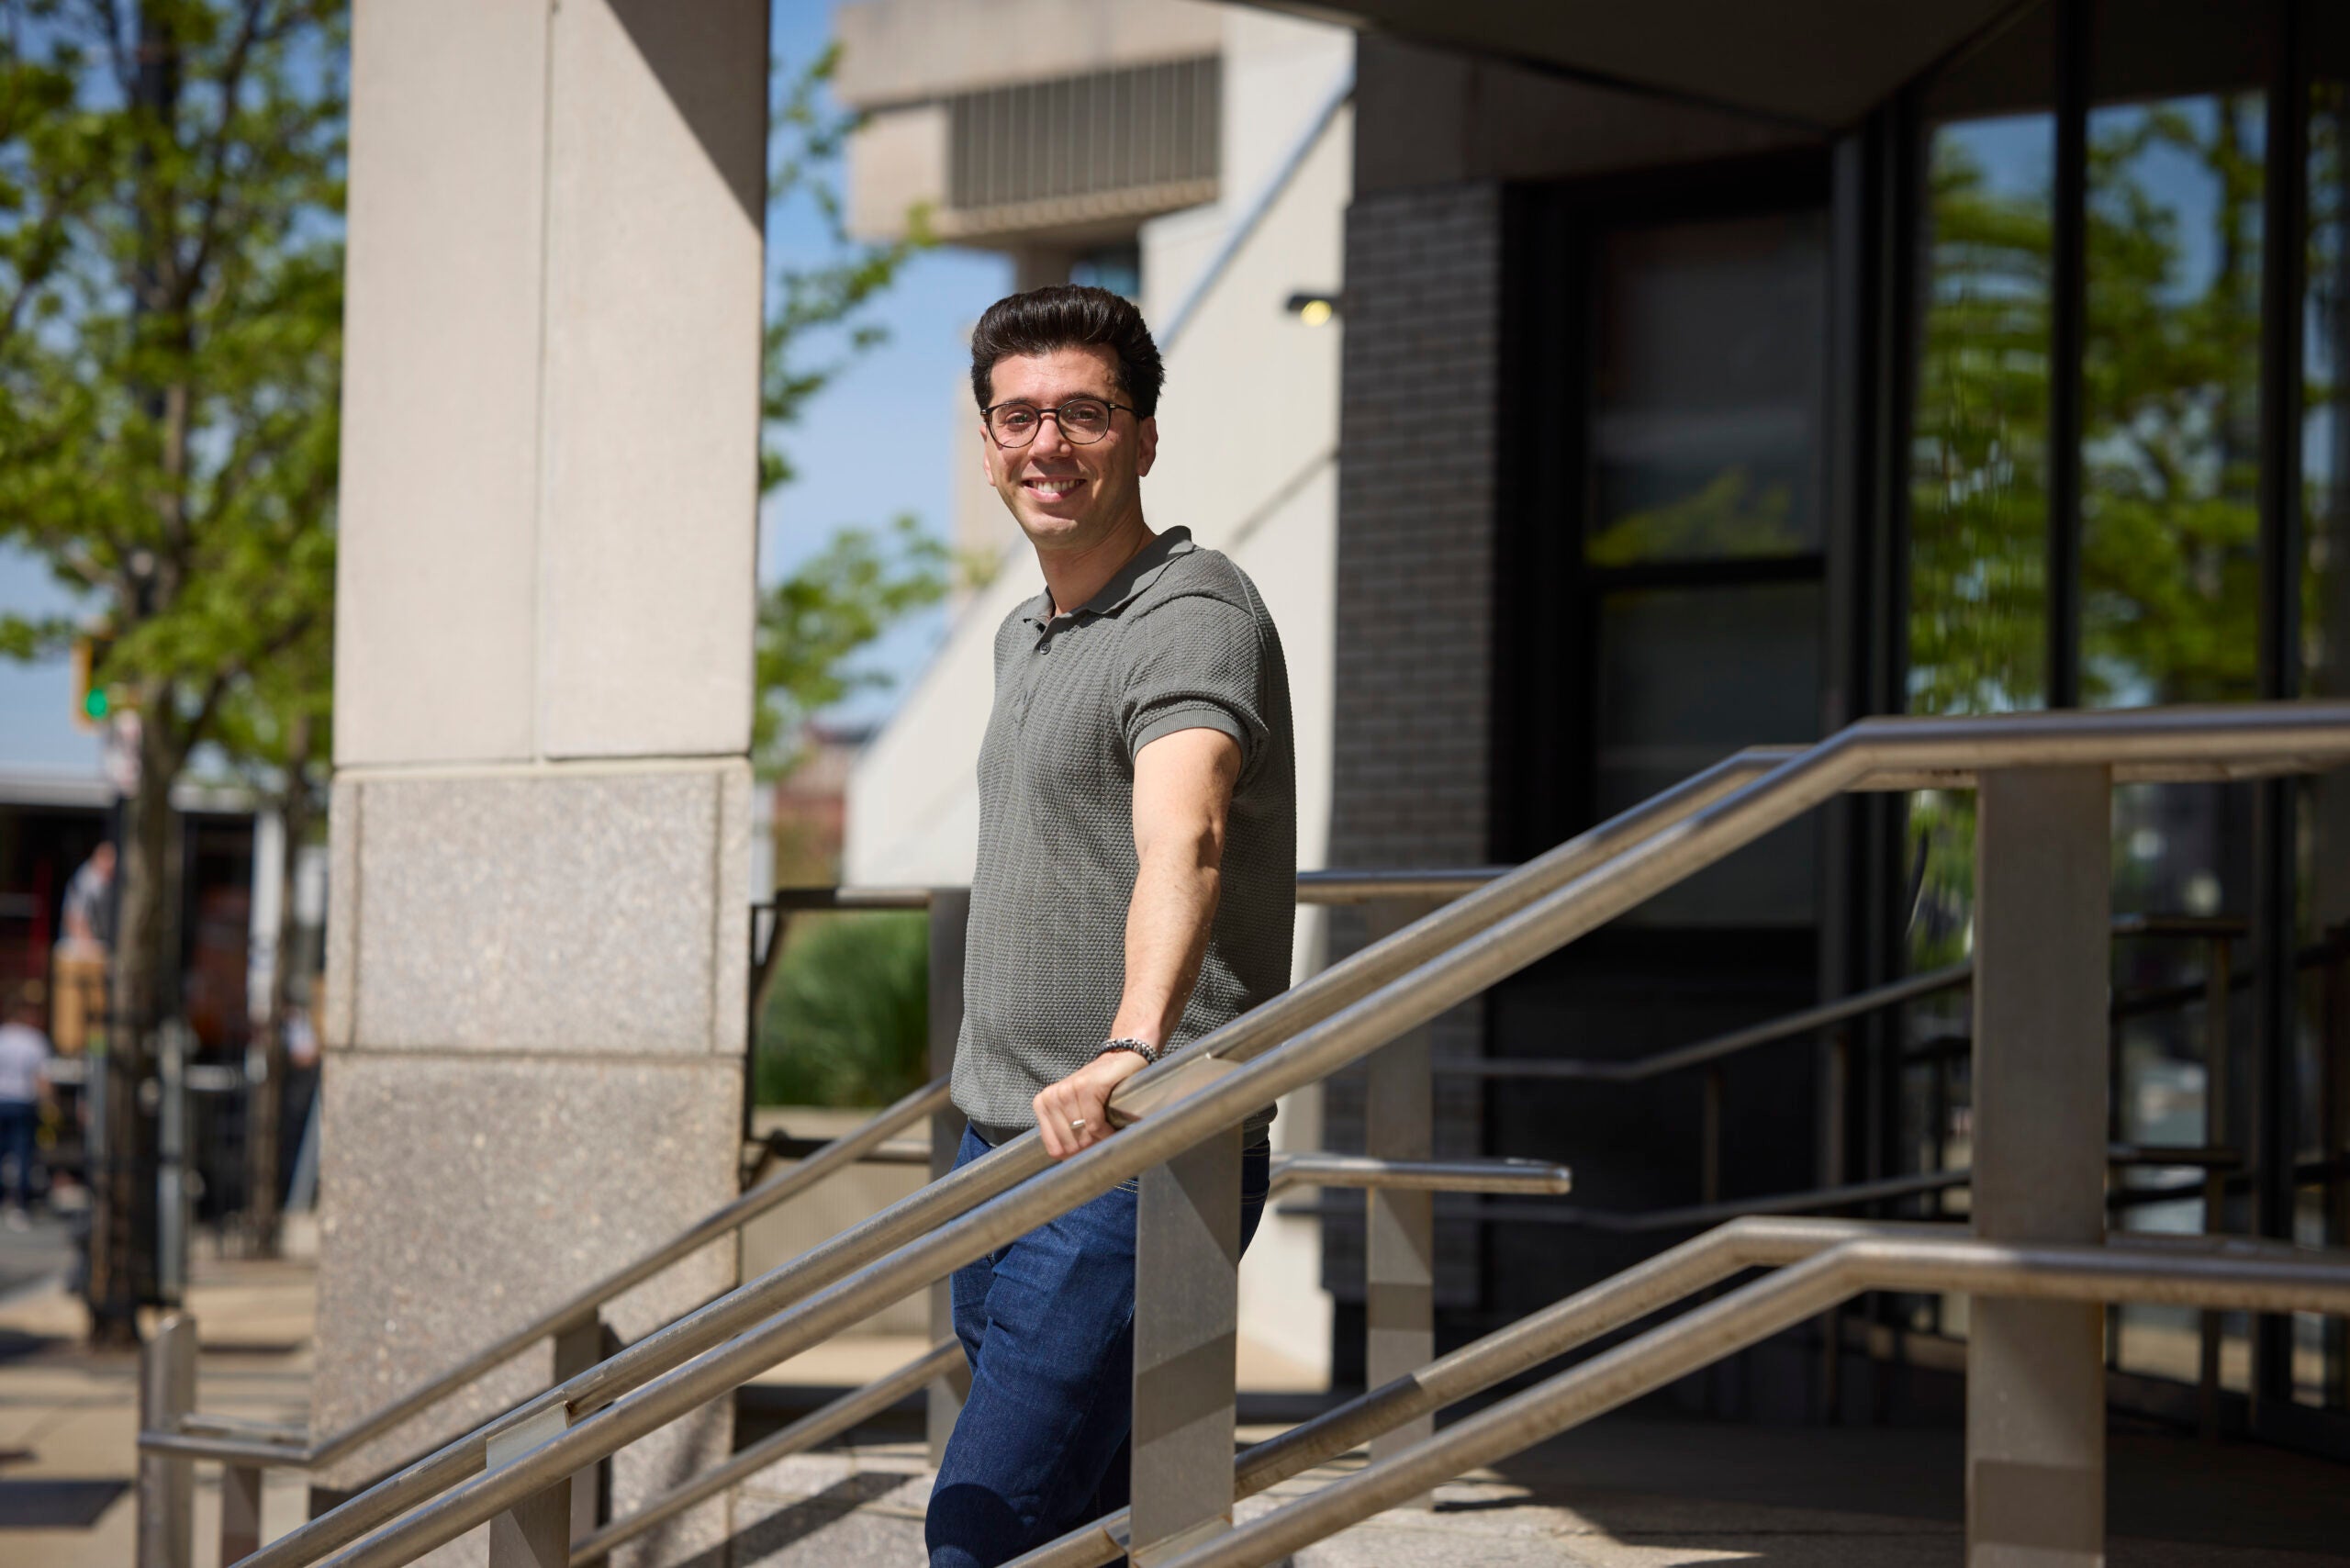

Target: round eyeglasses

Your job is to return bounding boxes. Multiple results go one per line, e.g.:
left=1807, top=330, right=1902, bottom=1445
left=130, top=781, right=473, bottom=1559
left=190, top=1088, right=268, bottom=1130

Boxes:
left=981, top=397, right=1138, bottom=448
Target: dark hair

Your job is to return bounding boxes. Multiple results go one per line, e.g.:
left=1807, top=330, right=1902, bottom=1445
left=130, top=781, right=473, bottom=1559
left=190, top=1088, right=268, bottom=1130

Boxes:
left=968, top=285, right=1165, bottom=419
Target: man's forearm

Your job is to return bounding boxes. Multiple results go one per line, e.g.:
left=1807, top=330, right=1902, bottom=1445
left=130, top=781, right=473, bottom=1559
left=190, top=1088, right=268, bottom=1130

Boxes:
left=1108, top=840, right=1222, bottom=1048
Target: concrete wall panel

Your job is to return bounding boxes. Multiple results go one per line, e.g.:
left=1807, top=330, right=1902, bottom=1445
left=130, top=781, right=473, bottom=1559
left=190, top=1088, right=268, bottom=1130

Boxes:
left=340, top=763, right=748, bottom=1056
left=311, top=1053, right=740, bottom=1549
left=535, top=0, right=766, bottom=759
left=335, top=0, right=549, bottom=767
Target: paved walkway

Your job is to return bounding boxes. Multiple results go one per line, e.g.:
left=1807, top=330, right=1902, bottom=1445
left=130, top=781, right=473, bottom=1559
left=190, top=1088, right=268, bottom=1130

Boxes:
left=6, top=1214, right=2347, bottom=1568
left=717, top=1414, right=2350, bottom=1568
left=0, top=1213, right=319, bottom=1568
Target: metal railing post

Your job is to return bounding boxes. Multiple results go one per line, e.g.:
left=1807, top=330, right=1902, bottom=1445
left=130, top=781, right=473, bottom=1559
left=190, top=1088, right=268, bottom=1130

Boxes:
left=137, top=1311, right=197, bottom=1568
left=1965, top=764, right=2110, bottom=1568
left=221, top=1462, right=264, bottom=1563
left=2199, top=930, right=2232, bottom=1439
left=551, top=1315, right=609, bottom=1542
left=2325, top=925, right=2349, bottom=1409
left=1129, top=1125, right=1244, bottom=1565
left=486, top=1405, right=572, bottom=1568
left=1362, top=899, right=1438, bottom=1492
left=927, top=888, right=973, bottom=1465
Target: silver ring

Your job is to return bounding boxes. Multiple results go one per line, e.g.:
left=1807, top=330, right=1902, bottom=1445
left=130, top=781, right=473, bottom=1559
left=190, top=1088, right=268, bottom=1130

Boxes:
left=1069, top=1117, right=1089, bottom=1133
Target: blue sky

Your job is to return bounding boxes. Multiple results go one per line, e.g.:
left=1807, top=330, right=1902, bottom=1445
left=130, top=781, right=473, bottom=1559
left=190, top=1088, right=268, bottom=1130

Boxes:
left=0, top=0, right=1009, bottom=775
left=763, top=1, right=1012, bottom=726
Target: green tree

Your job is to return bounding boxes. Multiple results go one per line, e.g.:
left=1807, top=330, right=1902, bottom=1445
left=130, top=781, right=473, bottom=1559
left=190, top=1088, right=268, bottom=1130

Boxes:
left=755, top=911, right=928, bottom=1107
left=0, top=0, right=343, bottom=1338
left=207, top=601, right=330, bottom=1259
left=755, top=43, right=950, bottom=778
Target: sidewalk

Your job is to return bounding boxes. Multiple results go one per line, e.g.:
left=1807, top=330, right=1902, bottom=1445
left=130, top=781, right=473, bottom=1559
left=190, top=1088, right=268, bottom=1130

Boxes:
left=8, top=1209, right=2346, bottom=1568
left=0, top=1213, right=319, bottom=1568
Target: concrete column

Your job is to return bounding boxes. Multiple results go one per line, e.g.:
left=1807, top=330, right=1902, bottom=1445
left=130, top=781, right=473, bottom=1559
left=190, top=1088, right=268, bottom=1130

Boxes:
left=1965, top=766, right=2110, bottom=1568
left=318, top=5, right=767, bottom=1564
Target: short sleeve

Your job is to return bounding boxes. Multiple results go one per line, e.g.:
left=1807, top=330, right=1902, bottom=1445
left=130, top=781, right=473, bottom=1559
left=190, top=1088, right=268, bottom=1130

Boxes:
left=1120, top=594, right=1270, bottom=770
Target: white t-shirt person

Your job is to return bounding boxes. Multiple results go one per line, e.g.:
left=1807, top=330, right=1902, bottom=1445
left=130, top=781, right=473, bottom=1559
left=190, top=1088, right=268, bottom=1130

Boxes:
left=0, top=1022, right=50, bottom=1104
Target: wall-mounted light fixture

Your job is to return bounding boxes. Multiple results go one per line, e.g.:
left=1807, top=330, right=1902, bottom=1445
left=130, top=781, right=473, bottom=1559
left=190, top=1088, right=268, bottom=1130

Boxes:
left=1283, top=291, right=1340, bottom=326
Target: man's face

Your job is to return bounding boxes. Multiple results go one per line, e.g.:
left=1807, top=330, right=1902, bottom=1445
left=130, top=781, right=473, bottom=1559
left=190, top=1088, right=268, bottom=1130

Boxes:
left=979, top=344, right=1158, bottom=554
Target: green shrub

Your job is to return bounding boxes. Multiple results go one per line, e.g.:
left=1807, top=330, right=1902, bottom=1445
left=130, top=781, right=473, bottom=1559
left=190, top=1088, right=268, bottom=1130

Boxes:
left=754, top=912, right=929, bottom=1107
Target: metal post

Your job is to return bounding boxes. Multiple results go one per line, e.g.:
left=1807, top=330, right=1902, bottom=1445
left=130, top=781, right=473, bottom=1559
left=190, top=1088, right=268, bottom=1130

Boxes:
left=486, top=1404, right=572, bottom=1568
left=156, top=1021, right=188, bottom=1305
left=1819, top=1029, right=1852, bottom=1420
left=1966, top=765, right=2109, bottom=1568
left=1362, top=899, right=1437, bottom=1489
left=2325, top=929, right=2349, bottom=1410
left=927, top=888, right=972, bottom=1465
left=1129, top=1125, right=1244, bottom=1566
left=2199, top=933, right=2232, bottom=1439
left=136, top=1311, right=197, bottom=1568
left=221, top=1462, right=264, bottom=1565
left=552, top=1315, right=607, bottom=1542
left=1701, top=1064, right=1725, bottom=1208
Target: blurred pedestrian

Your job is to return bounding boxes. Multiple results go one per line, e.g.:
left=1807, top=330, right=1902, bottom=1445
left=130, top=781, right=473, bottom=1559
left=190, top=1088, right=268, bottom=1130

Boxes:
left=60, top=841, right=116, bottom=952
left=0, top=987, right=55, bottom=1226
left=51, top=842, right=115, bottom=1054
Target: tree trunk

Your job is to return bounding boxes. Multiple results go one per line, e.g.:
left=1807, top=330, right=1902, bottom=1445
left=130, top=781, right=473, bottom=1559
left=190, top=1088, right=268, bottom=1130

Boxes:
left=245, top=715, right=315, bottom=1259
left=85, top=707, right=182, bottom=1346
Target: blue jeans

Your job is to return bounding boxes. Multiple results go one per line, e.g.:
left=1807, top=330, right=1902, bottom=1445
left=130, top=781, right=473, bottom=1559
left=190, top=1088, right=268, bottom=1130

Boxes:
left=926, top=1124, right=1271, bottom=1568
left=0, top=1100, right=37, bottom=1211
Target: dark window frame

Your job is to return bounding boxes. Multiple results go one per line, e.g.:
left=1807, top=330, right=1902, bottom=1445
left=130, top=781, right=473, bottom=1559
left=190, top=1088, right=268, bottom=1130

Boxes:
left=1497, top=150, right=1837, bottom=865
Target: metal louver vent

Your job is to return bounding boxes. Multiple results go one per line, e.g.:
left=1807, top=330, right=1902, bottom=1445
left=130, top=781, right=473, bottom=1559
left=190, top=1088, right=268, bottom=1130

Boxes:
left=946, top=56, right=1220, bottom=218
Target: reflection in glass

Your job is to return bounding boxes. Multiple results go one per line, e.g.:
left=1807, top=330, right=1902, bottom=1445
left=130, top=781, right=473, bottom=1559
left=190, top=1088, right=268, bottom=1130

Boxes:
left=2083, top=95, right=2265, bottom=708
left=1588, top=213, right=1827, bottom=565
left=1910, top=116, right=2053, bottom=722
left=1908, top=118, right=2054, bottom=992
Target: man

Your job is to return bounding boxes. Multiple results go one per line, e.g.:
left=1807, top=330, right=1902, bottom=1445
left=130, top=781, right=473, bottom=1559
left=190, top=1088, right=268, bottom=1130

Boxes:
left=925, top=286, right=1295, bottom=1568
left=0, top=989, right=54, bottom=1228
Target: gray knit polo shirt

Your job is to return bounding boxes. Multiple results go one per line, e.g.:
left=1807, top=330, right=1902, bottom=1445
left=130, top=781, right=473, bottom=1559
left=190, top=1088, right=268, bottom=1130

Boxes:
left=953, top=526, right=1294, bottom=1143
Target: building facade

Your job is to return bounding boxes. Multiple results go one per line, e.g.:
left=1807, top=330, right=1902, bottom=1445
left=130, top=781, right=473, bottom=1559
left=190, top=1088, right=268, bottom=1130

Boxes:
left=843, top=0, right=2350, bottom=1449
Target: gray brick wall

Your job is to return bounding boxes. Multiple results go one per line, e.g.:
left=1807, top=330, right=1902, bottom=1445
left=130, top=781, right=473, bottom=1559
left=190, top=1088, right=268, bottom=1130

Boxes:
left=1321, top=182, right=1506, bottom=1310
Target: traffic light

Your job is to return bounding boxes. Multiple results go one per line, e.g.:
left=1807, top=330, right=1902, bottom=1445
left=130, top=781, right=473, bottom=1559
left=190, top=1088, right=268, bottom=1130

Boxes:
left=71, top=633, right=113, bottom=730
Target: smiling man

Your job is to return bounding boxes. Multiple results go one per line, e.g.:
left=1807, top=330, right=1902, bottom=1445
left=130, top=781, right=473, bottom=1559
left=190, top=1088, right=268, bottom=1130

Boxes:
left=925, top=286, right=1295, bottom=1568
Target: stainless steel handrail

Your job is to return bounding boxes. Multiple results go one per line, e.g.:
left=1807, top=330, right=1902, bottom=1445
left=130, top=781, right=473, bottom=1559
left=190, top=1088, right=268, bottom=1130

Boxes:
left=1008, top=1215, right=1944, bottom=1568
left=570, top=1154, right=1571, bottom=1565
left=208, top=702, right=2350, bottom=1568
left=1439, top=962, right=1975, bottom=1083
left=1153, top=1231, right=2350, bottom=1568
left=146, top=1074, right=954, bottom=1473
left=162, top=874, right=1528, bottom=1480
left=302, top=703, right=2350, bottom=1568
left=1269, top=1154, right=1571, bottom=1195
left=1438, top=915, right=2253, bottom=1086
left=569, top=1339, right=961, bottom=1566
left=216, top=746, right=1787, bottom=1568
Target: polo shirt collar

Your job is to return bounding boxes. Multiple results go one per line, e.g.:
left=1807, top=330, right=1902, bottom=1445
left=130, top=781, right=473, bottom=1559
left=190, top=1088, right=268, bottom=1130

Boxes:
left=1022, top=527, right=1195, bottom=629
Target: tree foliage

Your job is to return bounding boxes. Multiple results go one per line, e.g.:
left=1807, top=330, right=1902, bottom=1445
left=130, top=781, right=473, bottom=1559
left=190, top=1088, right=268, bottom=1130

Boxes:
left=754, top=910, right=928, bottom=1107
left=0, top=0, right=345, bottom=1031
left=755, top=43, right=950, bottom=776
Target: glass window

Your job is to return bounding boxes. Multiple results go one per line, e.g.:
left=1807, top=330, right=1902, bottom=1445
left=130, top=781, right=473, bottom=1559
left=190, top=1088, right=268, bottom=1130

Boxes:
left=1595, top=582, right=1822, bottom=926
left=1907, top=114, right=2055, bottom=998
left=2298, top=0, right=2350, bottom=1414
left=1576, top=207, right=1828, bottom=929
left=2080, top=94, right=2265, bottom=708
left=1587, top=213, right=1828, bottom=565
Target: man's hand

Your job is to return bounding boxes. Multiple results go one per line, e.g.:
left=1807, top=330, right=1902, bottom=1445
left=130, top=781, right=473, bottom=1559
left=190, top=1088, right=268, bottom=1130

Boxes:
left=1034, top=1047, right=1152, bottom=1159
